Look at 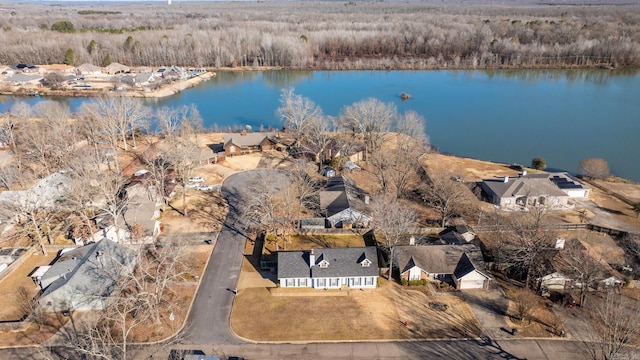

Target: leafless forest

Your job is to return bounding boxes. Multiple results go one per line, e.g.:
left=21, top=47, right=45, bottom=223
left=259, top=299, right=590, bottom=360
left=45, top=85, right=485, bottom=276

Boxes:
left=0, top=1, right=639, bottom=69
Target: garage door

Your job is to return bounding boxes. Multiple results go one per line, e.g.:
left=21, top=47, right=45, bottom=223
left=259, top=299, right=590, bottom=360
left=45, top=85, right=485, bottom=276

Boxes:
left=460, top=280, right=485, bottom=289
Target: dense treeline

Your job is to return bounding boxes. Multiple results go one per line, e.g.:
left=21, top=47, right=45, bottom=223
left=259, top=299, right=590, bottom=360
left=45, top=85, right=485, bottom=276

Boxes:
left=0, top=1, right=639, bottom=69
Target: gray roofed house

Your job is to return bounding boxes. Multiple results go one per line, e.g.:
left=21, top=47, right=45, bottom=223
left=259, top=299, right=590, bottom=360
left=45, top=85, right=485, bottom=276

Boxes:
left=105, top=62, right=130, bottom=75
left=480, top=174, right=570, bottom=209
left=4, top=73, right=43, bottom=86
left=75, top=63, right=102, bottom=75
left=319, top=175, right=371, bottom=228
left=277, top=247, right=378, bottom=289
left=223, top=131, right=276, bottom=155
left=37, top=238, right=137, bottom=311
left=0, top=171, right=70, bottom=212
left=394, top=244, right=490, bottom=289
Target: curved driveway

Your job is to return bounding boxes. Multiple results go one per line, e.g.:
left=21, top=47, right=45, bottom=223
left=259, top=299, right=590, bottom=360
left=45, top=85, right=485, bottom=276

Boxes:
left=183, top=170, right=288, bottom=345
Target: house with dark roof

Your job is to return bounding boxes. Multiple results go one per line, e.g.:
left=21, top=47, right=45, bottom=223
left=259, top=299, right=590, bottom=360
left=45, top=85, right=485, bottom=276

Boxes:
left=223, top=131, right=276, bottom=156
left=277, top=247, right=378, bottom=289
left=394, top=244, right=490, bottom=289
left=319, top=175, right=371, bottom=228
left=480, top=174, right=570, bottom=209
left=36, top=239, right=137, bottom=311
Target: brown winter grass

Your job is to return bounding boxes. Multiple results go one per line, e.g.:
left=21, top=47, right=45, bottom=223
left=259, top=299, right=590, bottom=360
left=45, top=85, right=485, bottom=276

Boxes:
left=230, top=279, right=481, bottom=341
left=264, top=234, right=368, bottom=253
left=0, top=251, right=57, bottom=321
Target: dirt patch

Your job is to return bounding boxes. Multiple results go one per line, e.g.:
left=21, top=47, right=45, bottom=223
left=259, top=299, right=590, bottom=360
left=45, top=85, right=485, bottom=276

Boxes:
left=230, top=280, right=481, bottom=341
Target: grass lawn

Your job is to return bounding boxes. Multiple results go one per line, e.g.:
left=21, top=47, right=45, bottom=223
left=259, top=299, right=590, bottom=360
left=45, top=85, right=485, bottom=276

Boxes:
left=0, top=251, right=57, bottom=321
left=230, top=280, right=482, bottom=341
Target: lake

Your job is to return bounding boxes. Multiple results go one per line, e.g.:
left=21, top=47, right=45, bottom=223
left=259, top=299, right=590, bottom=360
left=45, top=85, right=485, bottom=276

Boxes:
left=1, top=69, right=639, bottom=181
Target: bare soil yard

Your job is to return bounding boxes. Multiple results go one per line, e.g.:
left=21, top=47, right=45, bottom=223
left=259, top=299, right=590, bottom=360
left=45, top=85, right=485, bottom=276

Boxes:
left=230, top=280, right=481, bottom=341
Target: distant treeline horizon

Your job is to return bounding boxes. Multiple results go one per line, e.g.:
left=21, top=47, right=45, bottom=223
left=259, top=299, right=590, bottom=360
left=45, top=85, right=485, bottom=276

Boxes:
left=0, top=1, right=639, bottom=69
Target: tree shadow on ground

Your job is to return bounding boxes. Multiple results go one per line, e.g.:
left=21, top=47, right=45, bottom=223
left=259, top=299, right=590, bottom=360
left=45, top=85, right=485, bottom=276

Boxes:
left=403, top=336, right=524, bottom=360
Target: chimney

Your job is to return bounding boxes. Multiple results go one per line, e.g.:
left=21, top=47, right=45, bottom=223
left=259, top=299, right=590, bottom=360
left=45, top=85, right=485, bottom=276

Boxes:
left=409, top=236, right=415, bottom=246
left=503, top=176, right=509, bottom=183
left=364, top=195, right=370, bottom=205
left=309, top=249, right=315, bottom=268
left=240, top=130, right=247, bottom=136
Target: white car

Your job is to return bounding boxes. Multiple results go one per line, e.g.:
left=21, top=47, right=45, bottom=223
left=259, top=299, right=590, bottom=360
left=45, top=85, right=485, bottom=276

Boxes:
left=197, top=185, right=216, bottom=191
left=188, top=176, right=205, bottom=183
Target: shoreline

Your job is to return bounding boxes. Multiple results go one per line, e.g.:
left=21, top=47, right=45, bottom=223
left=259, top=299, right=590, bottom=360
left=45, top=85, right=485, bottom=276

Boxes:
left=0, top=71, right=215, bottom=99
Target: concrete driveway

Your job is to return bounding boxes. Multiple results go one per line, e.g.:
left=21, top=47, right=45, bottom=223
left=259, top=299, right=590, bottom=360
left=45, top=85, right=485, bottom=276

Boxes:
left=459, top=287, right=512, bottom=340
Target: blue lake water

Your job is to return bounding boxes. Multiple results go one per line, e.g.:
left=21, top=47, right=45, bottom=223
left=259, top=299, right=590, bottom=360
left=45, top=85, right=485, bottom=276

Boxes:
left=1, top=69, right=639, bottom=181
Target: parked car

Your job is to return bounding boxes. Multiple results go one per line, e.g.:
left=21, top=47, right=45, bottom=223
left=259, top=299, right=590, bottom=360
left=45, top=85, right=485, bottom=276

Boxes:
left=189, top=176, right=205, bottom=183
left=197, top=185, right=216, bottom=191
left=185, top=182, right=199, bottom=189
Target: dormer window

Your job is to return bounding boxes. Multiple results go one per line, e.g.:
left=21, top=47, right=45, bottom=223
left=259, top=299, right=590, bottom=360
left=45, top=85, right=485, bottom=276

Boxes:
left=319, top=259, right=329, bottom=268
left=360, top=258, right=372, bottom=267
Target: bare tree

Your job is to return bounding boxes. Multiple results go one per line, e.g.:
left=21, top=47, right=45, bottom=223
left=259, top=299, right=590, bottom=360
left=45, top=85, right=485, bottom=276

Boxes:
left=498, top=207, right=556, bottom=289
left=370, top=193, right=418, bottom=279
left=579, top=158, right=610, bottom=180
left=584, top=291, right=640, bottom=360
left=556, top=239, right=607, bottom=308
left=165, top=137, right=200, bottom=217
left=512, top=288, right=538, bottom=325
left=242, top=170, right=291, bottom=250
left=338, top=98, right=395, bottom=161
left=277, top=88, right=324, bottom=142
left=80, top=95, right=150, bottom=152
left=420, top=171, right=475, bottom=227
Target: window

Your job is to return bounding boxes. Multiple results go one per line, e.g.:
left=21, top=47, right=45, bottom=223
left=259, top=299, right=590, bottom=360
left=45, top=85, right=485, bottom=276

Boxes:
left=299, top=278, right=307, bottom=287
left=319, top=260, right=329, bottom=268
left=230, top=145, right=236, bottom=153
left=286, top=279, right=295, bottom=287
left=330, top=278, right=339, bottom=287
left=361, top=259, right=371, bottom=267
left=353, top=277, right=362, bottom=286
left=316, top=278, right=326, bottom=288
left=365, top=277, right=374, bottom=286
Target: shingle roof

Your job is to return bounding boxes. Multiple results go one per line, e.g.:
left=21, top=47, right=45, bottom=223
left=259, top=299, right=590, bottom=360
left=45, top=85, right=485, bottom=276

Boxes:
left=395, top=244, right=485, bottom=275
left=278, top=247, right=378, bottom=279
left=482, top=175, right=567, bottom=198
left=319, top=175, right=369, bottom=217
left=41, top=239, right=137, bottom=300
left=223, top=132, right=276, bottom=148
left=453, top=252, right=488, bottom=278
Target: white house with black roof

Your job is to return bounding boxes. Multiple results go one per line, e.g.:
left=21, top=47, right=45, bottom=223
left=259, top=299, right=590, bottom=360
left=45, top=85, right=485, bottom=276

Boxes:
left=277, top=247, right=378, bottom=289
